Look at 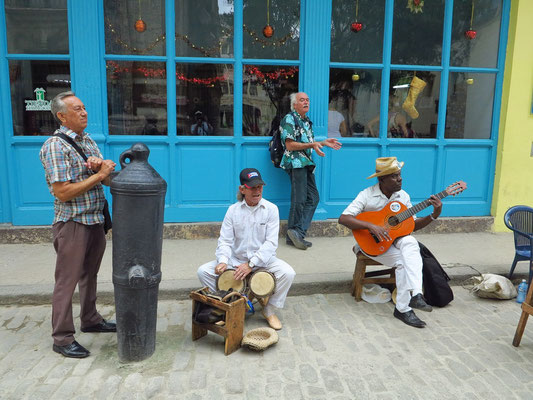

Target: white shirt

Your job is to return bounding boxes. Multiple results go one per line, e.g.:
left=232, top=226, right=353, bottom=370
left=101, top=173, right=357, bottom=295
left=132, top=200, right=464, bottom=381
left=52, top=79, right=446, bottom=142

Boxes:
left=216, top=198, right=279, bottom=267
left=342, top=183, right=414, bottom=217
left=328, top=110, right=345, bottom=138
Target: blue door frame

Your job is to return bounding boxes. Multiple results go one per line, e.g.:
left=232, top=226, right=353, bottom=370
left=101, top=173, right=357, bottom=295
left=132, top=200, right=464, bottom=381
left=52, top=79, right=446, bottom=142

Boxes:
left=0, top=0, right=510, bottom=225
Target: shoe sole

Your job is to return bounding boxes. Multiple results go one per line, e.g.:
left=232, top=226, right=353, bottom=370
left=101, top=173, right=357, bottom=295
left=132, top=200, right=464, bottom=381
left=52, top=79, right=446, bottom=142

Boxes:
left=393, top=313, right=426, bottom=328
left=53, top=347, right=90, bottom=358
left=286, top=230, right=307, bottom=250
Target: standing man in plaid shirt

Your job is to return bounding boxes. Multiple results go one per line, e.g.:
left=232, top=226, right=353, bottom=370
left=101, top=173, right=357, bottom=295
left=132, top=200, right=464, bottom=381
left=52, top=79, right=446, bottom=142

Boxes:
left=40, top=92, right=117, bottom=358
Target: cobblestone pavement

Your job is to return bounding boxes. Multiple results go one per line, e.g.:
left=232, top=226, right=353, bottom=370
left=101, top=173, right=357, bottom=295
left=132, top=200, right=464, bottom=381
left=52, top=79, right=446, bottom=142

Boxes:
left=1, top=288, right=533, bottom=400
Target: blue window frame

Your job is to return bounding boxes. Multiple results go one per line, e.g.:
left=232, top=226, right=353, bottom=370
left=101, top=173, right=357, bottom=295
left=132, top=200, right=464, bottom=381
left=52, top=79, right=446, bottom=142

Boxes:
left=0, top=0, right=511, bottom=225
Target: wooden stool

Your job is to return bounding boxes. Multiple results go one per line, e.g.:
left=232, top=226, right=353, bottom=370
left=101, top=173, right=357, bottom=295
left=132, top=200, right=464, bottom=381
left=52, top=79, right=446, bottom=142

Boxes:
left=352, top=251, right=396, bottom=301
left=190, top=288, right=245, bottom=355
left=513, top=283, right=533, bottom=347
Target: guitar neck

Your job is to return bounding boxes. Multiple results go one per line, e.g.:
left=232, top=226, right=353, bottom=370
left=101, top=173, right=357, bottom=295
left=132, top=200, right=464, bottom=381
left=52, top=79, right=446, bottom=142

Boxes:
left=396, top=189, right=449, bottom=222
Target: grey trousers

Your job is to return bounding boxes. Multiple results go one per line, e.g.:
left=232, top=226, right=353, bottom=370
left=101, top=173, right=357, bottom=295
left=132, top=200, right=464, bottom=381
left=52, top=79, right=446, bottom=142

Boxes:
left=52, top=221, right=105, bottom=345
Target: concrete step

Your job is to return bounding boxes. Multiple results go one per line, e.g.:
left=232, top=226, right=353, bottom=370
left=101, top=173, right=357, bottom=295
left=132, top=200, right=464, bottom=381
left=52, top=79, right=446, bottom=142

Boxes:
left=0, top=216, right=493, bottom=244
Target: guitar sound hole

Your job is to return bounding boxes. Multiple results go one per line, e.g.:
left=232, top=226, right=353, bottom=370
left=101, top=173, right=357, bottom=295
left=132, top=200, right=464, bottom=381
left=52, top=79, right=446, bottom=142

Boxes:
left=388, top=216, right=399, bottom=226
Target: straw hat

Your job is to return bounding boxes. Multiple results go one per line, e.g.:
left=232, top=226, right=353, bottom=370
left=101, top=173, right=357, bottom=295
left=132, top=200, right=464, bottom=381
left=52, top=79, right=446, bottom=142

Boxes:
left=241, top=327, right=278, bottom=351
left=367, top=157, right=404, bottom=179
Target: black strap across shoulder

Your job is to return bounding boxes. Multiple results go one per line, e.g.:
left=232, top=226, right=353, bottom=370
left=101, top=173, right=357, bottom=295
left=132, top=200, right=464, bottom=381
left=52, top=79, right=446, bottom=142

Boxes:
left=55, top=132, right=88, bottom=162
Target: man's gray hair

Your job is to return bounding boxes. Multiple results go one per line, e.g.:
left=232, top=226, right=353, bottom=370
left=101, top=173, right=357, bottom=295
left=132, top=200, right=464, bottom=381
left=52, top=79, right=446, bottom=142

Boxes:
left=51, top=91, right=76, bottom=125
left=237, top=187, right=244, bottom=202
left=289, top=92, right=299, bottom=111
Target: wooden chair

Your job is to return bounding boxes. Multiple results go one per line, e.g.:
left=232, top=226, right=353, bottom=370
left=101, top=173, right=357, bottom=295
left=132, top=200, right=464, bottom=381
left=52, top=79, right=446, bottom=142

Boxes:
left=190, top=288, right=245, bottom=355
left=513, top=283, right=533, bottom=347
left=351, top=251, right=396, bottom=301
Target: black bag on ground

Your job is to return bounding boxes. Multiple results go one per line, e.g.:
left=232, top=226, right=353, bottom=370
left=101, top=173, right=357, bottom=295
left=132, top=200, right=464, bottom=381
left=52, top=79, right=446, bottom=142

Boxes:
left=419, top=241, right=454, bottom=307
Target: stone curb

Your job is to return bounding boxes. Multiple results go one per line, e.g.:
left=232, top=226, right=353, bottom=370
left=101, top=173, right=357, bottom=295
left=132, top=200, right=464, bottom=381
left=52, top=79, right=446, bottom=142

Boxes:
left=0, top=216, right=494, bottom=244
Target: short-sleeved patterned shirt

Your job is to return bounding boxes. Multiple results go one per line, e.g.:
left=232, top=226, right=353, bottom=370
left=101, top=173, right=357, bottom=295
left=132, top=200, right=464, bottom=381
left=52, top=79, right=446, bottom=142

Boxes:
left=39, top=126, right=105, bottom=225
left=279, top=111, right=315, bottom=170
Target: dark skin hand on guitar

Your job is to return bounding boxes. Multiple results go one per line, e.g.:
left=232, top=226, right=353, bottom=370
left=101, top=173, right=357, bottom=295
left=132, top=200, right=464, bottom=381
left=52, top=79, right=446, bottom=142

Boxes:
left=338, top=171, right=442, bottom=242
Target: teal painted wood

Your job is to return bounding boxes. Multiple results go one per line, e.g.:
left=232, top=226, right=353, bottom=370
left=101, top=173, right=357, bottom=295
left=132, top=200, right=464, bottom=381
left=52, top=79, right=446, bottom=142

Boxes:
left=0, top=0, right=11, bottom=223
left=0, top=0, right=512, bottom=224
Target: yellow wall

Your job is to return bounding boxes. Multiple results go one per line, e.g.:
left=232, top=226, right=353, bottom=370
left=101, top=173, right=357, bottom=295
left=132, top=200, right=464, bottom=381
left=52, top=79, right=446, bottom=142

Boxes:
left=492, top=0, right=533, bottom=231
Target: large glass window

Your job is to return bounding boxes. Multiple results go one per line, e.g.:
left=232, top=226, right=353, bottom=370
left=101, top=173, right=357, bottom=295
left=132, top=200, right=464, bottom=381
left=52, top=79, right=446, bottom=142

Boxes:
left=450, top=0, right=502, bottom=68
left=5, top=0, right=68, bottom=54
left=242, top=65, right=299, bottom=136
left=9, top=60, right=70, bottom=136
left=177, top=63, right=233, bottom=136
left=104, top=0, right=166, bottom=56
left=388, top=70, right=440, bottom=139
left=175, top=0, right=234, bottom=58
left=330, top=0, right=385, bottom=64
left=106, top=61, right=168, bottom=135
left=445, top=72, right=494, bottom=139
left=328, top=69, right=381, bottom=138
left=243, top=0, right=300, bottom=60
left=392, top=1, right=445, bottom=66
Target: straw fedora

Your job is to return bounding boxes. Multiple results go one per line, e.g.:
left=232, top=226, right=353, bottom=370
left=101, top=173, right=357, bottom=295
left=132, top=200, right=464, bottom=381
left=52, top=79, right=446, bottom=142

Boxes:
left=241, top=327, right=278, bottom=351
left=367, top=157, right=404, bottom=179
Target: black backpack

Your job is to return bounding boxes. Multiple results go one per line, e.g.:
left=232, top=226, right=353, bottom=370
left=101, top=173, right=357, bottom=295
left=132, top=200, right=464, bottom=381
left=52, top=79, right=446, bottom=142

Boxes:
left=268, top=114, right=304, bottom=168
left=419, top=241, right=454, bottom=307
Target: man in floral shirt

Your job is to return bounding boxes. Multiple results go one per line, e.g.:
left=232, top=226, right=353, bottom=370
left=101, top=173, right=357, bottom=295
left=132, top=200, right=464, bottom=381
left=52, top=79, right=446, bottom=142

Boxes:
left=280, top=92, right=342, bottom=250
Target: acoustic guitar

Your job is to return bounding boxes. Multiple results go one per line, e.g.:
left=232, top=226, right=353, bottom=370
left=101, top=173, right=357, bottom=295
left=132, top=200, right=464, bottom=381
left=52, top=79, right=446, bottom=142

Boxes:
left=352, top=181, right=467, bottom=256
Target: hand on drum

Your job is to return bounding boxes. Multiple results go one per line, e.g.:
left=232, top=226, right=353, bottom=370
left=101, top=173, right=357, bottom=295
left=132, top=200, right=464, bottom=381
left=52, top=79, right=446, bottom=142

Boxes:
left=214, top=263, right=228, bottom=275
left=233, top=262, right=253, bottom=281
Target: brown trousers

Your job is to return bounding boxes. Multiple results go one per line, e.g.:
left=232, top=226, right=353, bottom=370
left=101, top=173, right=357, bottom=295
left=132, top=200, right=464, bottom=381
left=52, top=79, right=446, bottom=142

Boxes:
left=52, top=221, right=106, bottom=345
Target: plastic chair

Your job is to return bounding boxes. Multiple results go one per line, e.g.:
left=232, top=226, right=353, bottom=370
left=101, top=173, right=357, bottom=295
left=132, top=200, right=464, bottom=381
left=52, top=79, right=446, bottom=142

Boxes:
left=504, top=205, right=533, bottom=284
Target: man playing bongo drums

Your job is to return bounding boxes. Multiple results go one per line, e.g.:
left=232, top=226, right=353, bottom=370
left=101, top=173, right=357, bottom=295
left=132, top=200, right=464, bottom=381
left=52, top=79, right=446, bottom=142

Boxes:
left=197, top=168, right=296, bottom=330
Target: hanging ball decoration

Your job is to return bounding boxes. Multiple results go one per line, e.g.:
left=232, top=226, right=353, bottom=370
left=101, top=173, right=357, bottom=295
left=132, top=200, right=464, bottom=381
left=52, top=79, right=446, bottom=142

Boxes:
left=466, top=78, right=474, bottom=85
left=414, top=0, right=421, bottom=5
left=351, top=22, right=363, bottom=33
left=352, top=74, right=360, bottom=82
left=464, top=29, right=477, bottom=40
left=263, top=25, right=274, bottom=38
left=135, top=19, right=147, bottom=33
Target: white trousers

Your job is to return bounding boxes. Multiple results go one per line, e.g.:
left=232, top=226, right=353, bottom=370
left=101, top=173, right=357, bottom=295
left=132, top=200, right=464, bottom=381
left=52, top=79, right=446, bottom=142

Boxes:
left=197, top=257, right=295, bottom=309
left=365, top=235, right=423, bottom=313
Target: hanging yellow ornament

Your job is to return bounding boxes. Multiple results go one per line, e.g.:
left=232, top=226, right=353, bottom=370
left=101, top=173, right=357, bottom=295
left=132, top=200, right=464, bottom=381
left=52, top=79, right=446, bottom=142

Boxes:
left=352, top=73, right=360, bottom=81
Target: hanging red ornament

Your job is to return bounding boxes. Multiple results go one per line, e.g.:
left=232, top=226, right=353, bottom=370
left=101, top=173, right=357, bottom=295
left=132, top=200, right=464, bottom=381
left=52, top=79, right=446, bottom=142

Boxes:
left=351, top=22, right=363, bottom=33
left=351, top=0, right=363, bottom=33
left=135, top=19, right=146, bottom=32
left=414, top=0, right=421, bottom=5
left=263, top=25, right=274, bottom=38
left=464, top=29, right=477, bottom=40
left=464, top=0, right=477, bottom=40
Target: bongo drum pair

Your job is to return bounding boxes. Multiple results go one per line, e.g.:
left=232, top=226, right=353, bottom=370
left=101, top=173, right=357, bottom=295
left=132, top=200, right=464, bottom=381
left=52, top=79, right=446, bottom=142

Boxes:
left=216, top=268, right=276, bottom=305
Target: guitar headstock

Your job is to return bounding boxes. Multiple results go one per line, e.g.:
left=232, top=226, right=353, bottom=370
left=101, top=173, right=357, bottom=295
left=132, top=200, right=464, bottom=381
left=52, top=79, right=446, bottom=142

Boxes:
left=446, top=181, right=467, bottom=196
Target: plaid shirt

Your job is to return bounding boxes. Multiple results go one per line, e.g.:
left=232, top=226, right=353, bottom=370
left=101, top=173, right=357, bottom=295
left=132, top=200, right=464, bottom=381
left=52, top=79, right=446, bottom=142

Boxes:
left=39, top=126, right=105, bottom=225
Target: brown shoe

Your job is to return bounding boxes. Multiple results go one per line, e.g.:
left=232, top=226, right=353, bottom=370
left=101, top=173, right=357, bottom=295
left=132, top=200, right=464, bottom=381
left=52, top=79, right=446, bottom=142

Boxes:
left=262, top=312, right=282, bottom=330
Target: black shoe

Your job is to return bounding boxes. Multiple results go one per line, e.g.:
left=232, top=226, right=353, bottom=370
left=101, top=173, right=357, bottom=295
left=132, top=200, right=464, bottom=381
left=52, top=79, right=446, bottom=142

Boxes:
left=53, top=340, right=90, bottom=358
left=393, top=308, right=426, bottom=328
left=286, top=229, right=307, bottom=250
left=81, top=319, right=117, bottom=333
left=287, top=237, right=312, bottom=248
left=409, top=293, right=433, bottom=312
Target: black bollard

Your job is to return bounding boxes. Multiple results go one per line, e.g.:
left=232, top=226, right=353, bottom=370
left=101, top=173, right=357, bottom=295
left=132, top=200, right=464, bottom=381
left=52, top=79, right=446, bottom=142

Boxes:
left=111, top=143, right=167, bottom=362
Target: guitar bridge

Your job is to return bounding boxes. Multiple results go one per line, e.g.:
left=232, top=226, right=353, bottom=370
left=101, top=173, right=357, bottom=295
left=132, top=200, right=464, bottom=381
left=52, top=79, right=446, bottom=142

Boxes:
left=370, top=233, right=380, bottom=243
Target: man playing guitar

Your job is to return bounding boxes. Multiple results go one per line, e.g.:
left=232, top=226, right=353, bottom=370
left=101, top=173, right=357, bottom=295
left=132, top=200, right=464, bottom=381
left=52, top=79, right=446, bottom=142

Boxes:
left=338, top=157, right=442, bottom=328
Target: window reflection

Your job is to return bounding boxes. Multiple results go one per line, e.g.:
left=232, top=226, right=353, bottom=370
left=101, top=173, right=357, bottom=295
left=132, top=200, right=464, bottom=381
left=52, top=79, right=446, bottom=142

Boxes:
left=9, top=60, right=70, bottom=136
left=175, top=0, right=234, bottom=58
left=105, top=0, right=165, bottom=56
left=5, top=0, right=68, bottom=54
left=330, top=0, right=384, bottom=63
left=392, top=2, right=444, bottom=66
left=106, top=61, right=168, bottom=135
left=450, top=0, right=502, bottom=68
left=177, top=63, right=233, bottom=136
left=243, top=0, right=300, bottom=60
left=384, top=71, right=440, bottom=139
left=445, top=73, right=494, bottom=139
left=242, top=65, right=299, bottom=136
left=329, top=69, right=381, bottom=138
